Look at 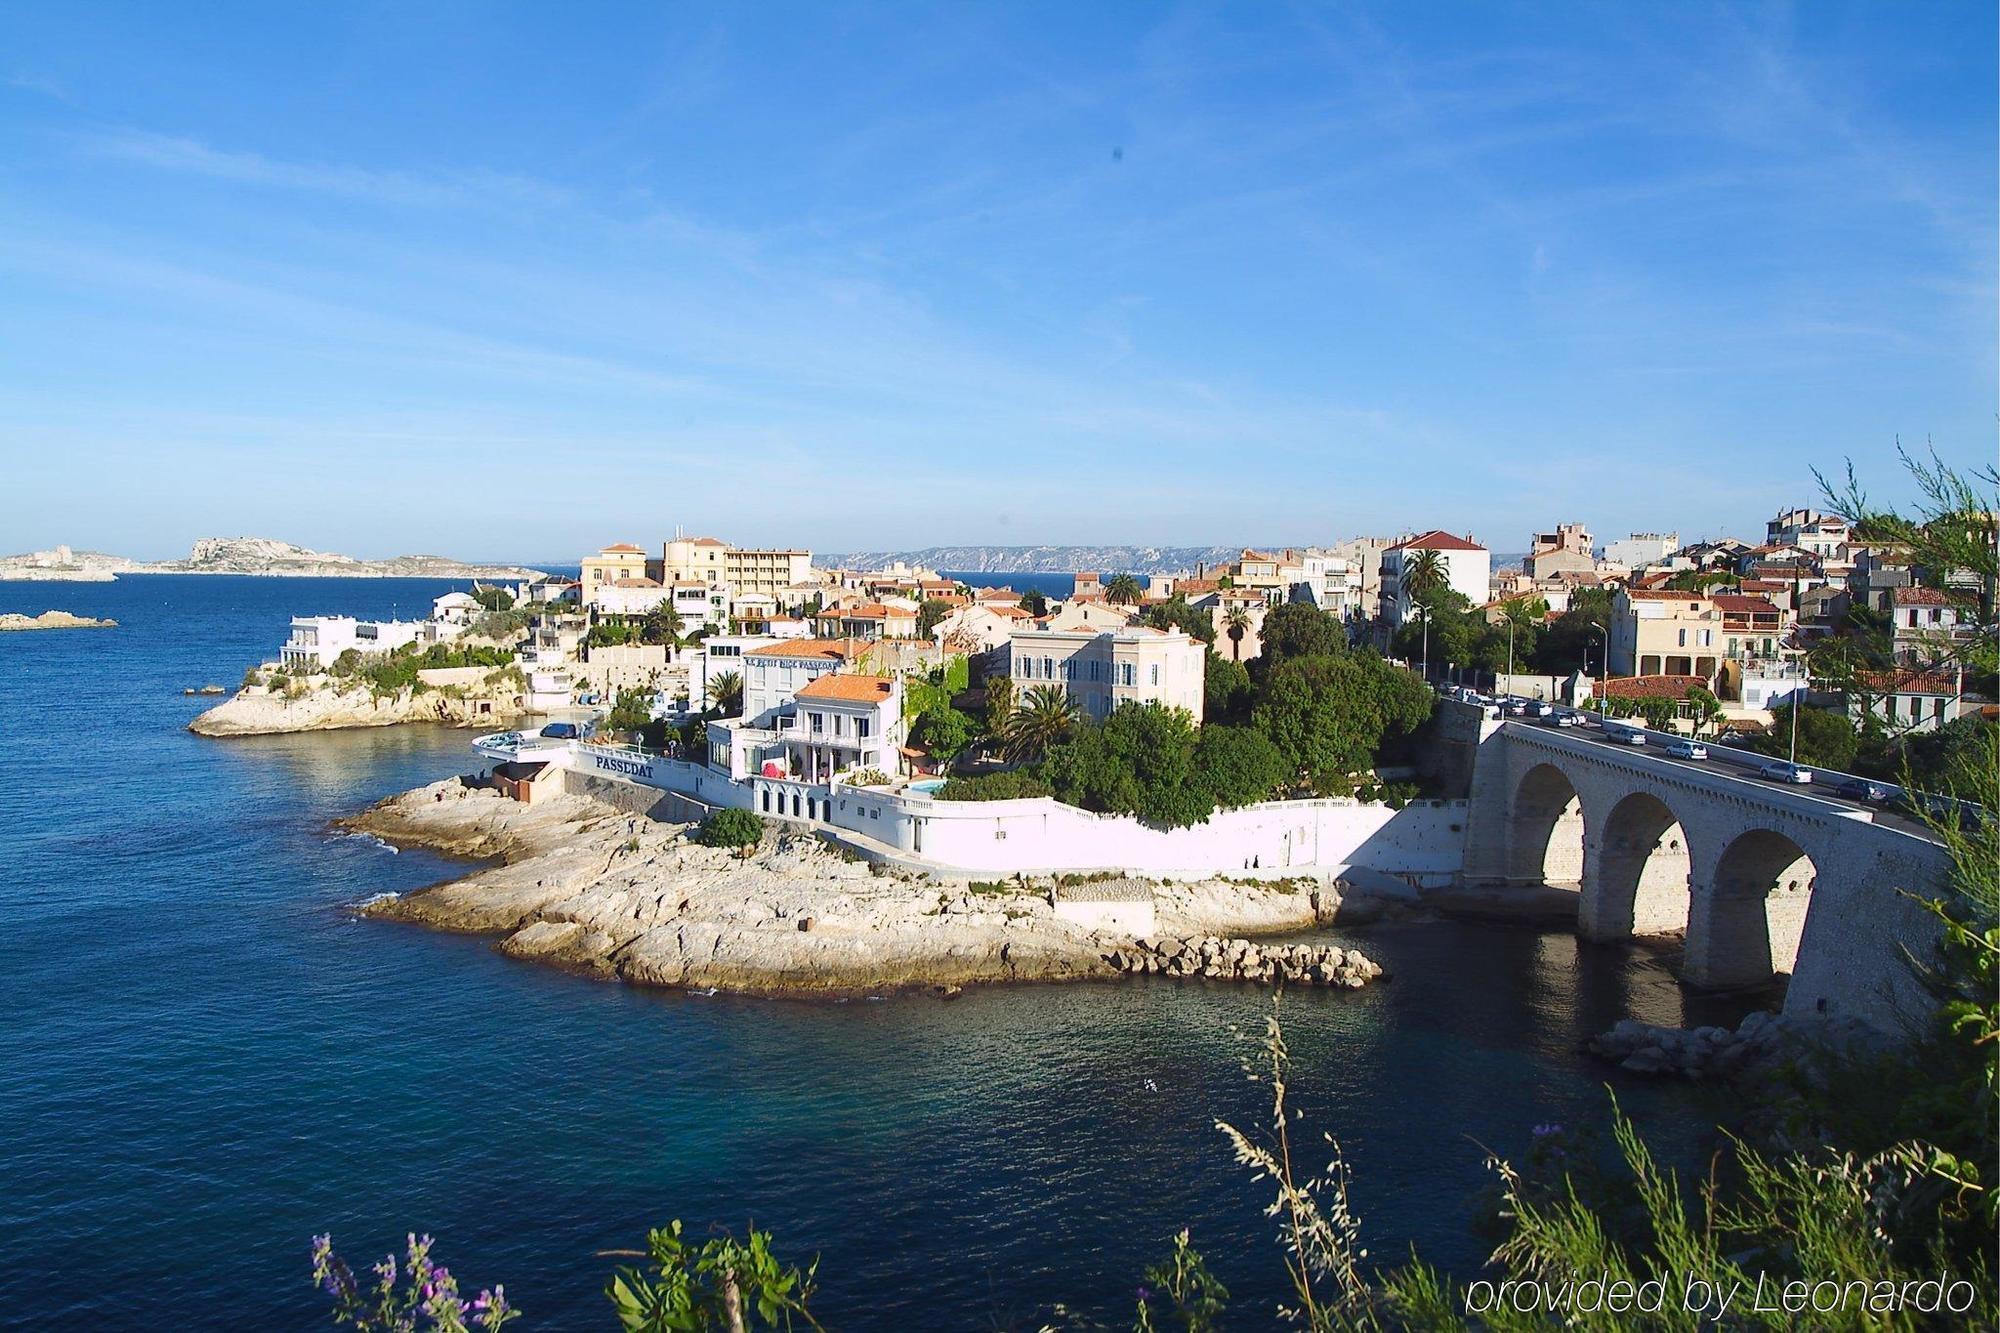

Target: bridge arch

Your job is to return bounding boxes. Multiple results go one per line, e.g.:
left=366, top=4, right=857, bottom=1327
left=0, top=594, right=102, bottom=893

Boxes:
left=1685, top=828, right=1817, bottom=990
left=1582, top=791, right=1692, bottom=942
left=1507, top=763, right=1585, bottom=887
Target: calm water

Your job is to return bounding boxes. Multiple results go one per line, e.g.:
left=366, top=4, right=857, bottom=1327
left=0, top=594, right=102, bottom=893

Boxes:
left=0, top=576, right=1746, bottom=1329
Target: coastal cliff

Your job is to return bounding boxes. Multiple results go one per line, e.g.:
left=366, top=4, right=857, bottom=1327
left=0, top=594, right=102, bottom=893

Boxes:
left=0, top=537, right=548, bottom=581
left=348, top=778, right=1375, bottom=995
left=191, top=676, right=529, bottom=736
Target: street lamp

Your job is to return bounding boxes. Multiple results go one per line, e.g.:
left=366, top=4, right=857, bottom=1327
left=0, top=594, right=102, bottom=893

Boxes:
left=1416, top=604, right=1432, bottom=681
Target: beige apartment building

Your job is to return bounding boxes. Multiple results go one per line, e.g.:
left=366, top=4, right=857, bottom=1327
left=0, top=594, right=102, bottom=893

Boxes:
left=580, top=543, right=651, bottom=603
left=661, top=535, right=812, bottom=597
left=1005, top=625, right=1206, bottom=723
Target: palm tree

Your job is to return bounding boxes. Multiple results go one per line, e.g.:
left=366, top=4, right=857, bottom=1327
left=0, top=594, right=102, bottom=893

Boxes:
left=1221, top=606, right=1252, bottom=662
left=706, top=670, right=743, bottom=716
left=642, top=599, right=684, bottom=648
left=1001, top=685, right=1078, bottom=763
left=1402, top=549, right=1447, bottom=602
left=1105, top=573, right=1143, bottom=605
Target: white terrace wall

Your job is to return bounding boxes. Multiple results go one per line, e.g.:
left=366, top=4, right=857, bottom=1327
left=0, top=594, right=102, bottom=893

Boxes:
left=830, top=790, right=1467, bottom=880
left=550, top=740, right=1468, bottom=880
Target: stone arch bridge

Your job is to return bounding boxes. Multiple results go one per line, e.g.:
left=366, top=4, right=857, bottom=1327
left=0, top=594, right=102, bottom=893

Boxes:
left=1459, top=719, right=1952, bottom=1029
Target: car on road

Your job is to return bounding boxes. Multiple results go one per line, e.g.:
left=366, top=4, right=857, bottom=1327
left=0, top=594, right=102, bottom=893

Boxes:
left=1604, top=723, right=1646, bottom=745
left=1836, top=778, right=1894, bottom=804
left=1538, top=710, right=1581, bottom=728
left=1523, top=700, right=1551, bottom=718
left=1759, top=760, right=1813, bottom=784
left=1502, top=699, right=1532, bottom=717
left=1658, top=738, right=1708, bottom=760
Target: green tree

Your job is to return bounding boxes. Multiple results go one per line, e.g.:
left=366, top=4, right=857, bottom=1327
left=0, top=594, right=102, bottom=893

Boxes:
left=1252, top=653, right=1432, bottom=789
left=605, top=687, right=656, bottom=733
left=1105, top=573, right=1143, bottom=605
left=692, top=809, right=763, bottom=852
left=1194, top=726, right=1290, bottom=808
left=1018, top=589, right=1049, bottom=617
left=1749, top=702, right=1860, bottom=770
left=1635, top=695, right=1680, bottom=731
left=1000, top=684, right=1078, bottom=762
left=935, top=770, right=1052, bottom=801
left=1043, top=702, right=1210, bottom=828
left=1685, top=684, right=1725, bottom=737
left=472, top=585, right=515, bottom=612
left=1258, top=600, right=1342, bottom=664
left=915, top=597, right=953, bottom=638
left=1140, top=595, right=1215, bottom=643
left=1203, top=650, right=1252, bottom=725
left=705, top=670, right=743, bottom=715
left=912, top=705, right=974, bottom=762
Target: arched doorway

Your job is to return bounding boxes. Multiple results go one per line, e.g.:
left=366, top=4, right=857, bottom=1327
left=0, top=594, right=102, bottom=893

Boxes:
left=1508, top=763, right=1584, bottom=887
left=1687, top=828, right=1817, bottom=990
left=1583, top=792, right=1692, bottom=941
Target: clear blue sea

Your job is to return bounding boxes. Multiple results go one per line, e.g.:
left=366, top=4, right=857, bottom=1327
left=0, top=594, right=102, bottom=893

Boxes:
left=0, top=575, right=1745, bottom=1329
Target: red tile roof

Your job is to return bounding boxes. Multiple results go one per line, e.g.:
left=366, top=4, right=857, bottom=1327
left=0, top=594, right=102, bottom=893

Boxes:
left=1710, top=595, right=1781, bottom=614
left=1594, top=674, right=1709, bottom=700
left=599, top=543, right=646, bottom=554
left=796, top=673, right=895, bottom=703
left=1389, top=529, right=1485, bottom=552
left=1855, top=668, right=1984, bottom=696
left=1625, top=589, right=1703, bottom=601
left=1892, top=586, right=1955, bottom=606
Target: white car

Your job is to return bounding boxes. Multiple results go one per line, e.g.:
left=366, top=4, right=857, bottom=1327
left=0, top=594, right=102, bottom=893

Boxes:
left=1605, top=724, right=1646, bottom=745
left=1659, top=738, right=1709, bottom=760
left=1759, top=760, right=1813, bottom=785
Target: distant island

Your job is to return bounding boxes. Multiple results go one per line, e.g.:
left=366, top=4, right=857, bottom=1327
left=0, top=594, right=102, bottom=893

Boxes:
left=818, top=544, right=1270, bottom=575
left=0, top=538, right=548, bottom=582
left=0, top=610, right=118, bottom=631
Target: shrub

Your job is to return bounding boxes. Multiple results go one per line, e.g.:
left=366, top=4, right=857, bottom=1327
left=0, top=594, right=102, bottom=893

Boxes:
left=935, top=770, right=1053, bottom=802
left=692, top=809, right=763, bottom=850
left=843, top=767, right=892, bottom=787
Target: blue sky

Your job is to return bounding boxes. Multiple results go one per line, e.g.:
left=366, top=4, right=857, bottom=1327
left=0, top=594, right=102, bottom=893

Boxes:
left=2, top=3, right=1992, bottom=562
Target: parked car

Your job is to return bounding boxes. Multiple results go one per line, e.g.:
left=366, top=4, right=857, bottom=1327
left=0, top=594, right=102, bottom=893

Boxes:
left=1759, top=760, right=1813, bottom=784
left=1659, top=738, right=1708, bottom=760
left=1539, top=710, right=1580, bottom=728
left=1524, top=700, right=1551, bottom=718
left=1503, top=700, right=1532, bottom=717
left=1604, top=723, right=1646, bottom=745
left=1836, top=778, right=1893, bottom=804
left=539, top=721, right=581, bottom=739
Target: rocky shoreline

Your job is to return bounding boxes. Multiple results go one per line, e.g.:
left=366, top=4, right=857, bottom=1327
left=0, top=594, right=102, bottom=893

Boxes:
left=191, top=680, right=531, bottom=736
left=0, top=610, right=118, bottom=631
left=344, top=778, right=1390, bottom=997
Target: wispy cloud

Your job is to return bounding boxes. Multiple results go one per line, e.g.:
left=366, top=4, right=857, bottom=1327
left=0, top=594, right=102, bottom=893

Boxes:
left=73, top=128, right=572, bottom=211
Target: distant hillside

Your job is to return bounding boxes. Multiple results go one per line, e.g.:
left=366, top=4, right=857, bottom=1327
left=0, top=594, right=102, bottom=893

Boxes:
left=0, top=538, right=547, bottom=581
left=819, top=545, right=1265, bottom=575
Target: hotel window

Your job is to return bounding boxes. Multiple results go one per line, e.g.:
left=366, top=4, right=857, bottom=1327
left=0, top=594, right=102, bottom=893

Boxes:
left=1089, top=660, right=1101, bottom=682
left=1120, top=662, right=1135, bottom=687
left=1042, top=657, right=1053, bottom=679
left=857, top=718, right=870, bottom=739
left=1150, top=664, right=1160, bottom=686
left=1677, top=628, right=1687, bottom=647
left=1062, top=659, right=1075, bottom=680
left=833, top=715, right=845, bottom=736
left=810, top=712, right=824, bottom=735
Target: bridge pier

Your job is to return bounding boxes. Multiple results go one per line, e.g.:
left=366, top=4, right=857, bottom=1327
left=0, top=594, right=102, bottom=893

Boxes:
left=1468, top=719, right=1951, bottom=1030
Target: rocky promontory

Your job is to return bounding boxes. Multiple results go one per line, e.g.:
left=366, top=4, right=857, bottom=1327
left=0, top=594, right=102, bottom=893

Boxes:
left=0, top=610, right=118, bottom=631
left=191, top=673, right=530, bottom=736
left=344, top=778, right=1384, bottom=997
